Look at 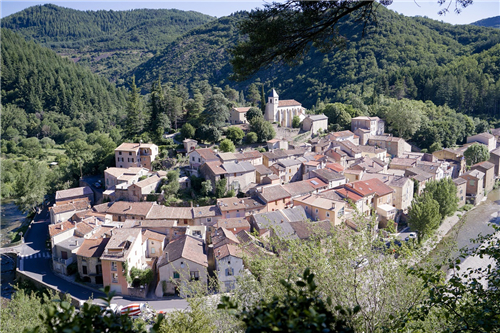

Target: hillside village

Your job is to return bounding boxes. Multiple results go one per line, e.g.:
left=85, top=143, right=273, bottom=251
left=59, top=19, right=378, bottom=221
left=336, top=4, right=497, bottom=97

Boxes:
left=47, top=91, right=500, bottom=299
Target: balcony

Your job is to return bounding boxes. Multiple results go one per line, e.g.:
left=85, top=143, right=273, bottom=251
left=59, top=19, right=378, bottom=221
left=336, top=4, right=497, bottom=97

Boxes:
left=53, top=256, right=73, bottom=266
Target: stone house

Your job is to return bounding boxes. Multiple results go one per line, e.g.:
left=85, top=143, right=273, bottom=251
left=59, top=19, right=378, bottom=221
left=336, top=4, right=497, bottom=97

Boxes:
left=115, top=143, right=159, bottom=171
left=155, top=235, right=208, bottom=296
left=255, top=185, right=292, bottom=212
left=293, top=194, right=346, bottom=226
left=50, top=198, right=91, bottom=224
left=101, top=228, right=146, bottom=296
left=453, top=178, right=467, bottom=208
left=489, top=147, right=500, bottom=179
left=76, top=238, right=109, bottom=285
left=460, top=170, right=485, bottom=205
left=214, top=243, right=244, bottom=291
left=302, top=114, right=329, bottom=135
left=104, top=167, right=149, bottom=190
left=262, top=150, right=289, bottom=167
left=230, top=106, right=251, bottom=125
left=188, top=148, right=219, bottom=170
left=471, top=161, right=496, bottom=193
left=351, top=116, right=385, bottom=136
left=55, top=186, right=94, bottom=205
left=368, top=136, right=411, bottom=157
left=467, top=133, right=497, bottom=152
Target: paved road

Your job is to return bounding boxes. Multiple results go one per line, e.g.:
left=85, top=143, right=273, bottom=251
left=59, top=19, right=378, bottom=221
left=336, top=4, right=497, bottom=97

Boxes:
left=17, top=209, right=188, bottom=311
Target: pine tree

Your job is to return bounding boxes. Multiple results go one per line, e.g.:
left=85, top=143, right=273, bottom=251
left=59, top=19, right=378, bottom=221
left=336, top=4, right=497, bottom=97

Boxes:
left=125, top=76, right=145, bottom=138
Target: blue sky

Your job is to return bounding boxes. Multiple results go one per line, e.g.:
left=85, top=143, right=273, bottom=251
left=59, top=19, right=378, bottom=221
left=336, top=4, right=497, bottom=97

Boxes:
left=1, top=0, right=498, bottom=25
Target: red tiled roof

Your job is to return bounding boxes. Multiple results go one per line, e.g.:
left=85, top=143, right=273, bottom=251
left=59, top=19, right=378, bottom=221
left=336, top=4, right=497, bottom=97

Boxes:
left=346, top=178, right=394, bottom=197
left=278, top=99, right=301, bottom=107
left=49, top=221, right=76, bottom=238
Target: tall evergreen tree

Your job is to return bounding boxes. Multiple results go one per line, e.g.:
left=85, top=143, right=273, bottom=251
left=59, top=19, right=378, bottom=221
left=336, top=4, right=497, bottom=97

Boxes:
left=125, top=76, right=145, bottom=138
left=148, top=76, right=166, bottom=133
left=260, top=84, right=266, bottom=112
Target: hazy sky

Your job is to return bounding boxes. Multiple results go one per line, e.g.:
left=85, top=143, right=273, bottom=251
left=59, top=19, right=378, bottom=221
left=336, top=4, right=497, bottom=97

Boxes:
left=1, top=0, right=498, bottom=25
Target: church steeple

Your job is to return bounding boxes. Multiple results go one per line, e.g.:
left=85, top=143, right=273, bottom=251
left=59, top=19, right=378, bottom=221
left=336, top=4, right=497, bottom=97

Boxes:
left=265, top=89, right=279, bottom=122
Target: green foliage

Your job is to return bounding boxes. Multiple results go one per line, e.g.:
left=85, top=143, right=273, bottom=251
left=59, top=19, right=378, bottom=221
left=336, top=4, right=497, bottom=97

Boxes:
left=245, top=107, right=263, bottom=123
left=320, top=103, right=354, bottom=132
left=225, top=126, right=244, bottom=144
left=1, top=29, right=127, bottom=140
left=162, top=170, right=180, bottom=197
left=464, top=142, right=490, bottom=166
left=424, top=178, right=459, bottom=219
left=201, top=180, right=213, bottom=196
left=126, top=76, right=147, bottom=138
left=245, top=132, right=258, bottom=144
left=405, top=228, right=500, bottom=332
left=129, top=267, right=154, bottom=286
left=250, top=118, right=275, bottom=143
left=215, top=178, right=227, bottom=198
left=159, top=298, right=216, bottom=333
left=14, top=160, right=48, bottom=213
left=202, top=93, right=230, bottom=129
left=408, top=193, right=441, bottom=244
left=0, top=286, right=61, bottom=333
left=428, top=142, right=443, bottom=154
left=219, top=138, right=236, bottom=153
left=2, top=5, right=214, bottom=81
left=181, top=123, right=196, bottom=140
left=292, top=116, right=301, bottom=129
left=25, top=286, right=161, bottom=333
left=219, top=268, right=356, bottom=332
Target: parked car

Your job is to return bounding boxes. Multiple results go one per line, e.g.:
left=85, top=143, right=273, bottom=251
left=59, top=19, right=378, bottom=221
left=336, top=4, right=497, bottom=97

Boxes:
left=94, top=181, right=102, bottom=188
left=405, top=232, right=417, bottom=242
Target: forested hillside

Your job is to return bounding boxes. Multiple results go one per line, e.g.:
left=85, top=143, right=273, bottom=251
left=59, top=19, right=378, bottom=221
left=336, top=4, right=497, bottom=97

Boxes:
left=1, top=4, right=215, bottom=81
left=1, top=28, right=127, bottom=139
left=131, top=7, right=500, bottom=119
left=471, top=15, right=500, bottom=29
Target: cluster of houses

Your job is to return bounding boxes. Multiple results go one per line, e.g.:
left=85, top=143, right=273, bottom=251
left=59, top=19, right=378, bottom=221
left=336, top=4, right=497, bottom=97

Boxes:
left=47, top=92, right=500, bottom=299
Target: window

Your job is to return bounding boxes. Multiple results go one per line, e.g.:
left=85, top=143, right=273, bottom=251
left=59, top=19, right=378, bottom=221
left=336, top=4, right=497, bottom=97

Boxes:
left=119, top=152, right=122, bottom=155
left=173, top=272, right=180, bottom=279
left=180, top=261, right=185, bottom=268
left=207, top=218, right=212, bottom=223
left=192, top=157, right=195, bottom=161
left=283, top=199, right=285, bottom=203
left=305, top=206, right=308, bottom=211
left=289, top=169, right=291, bottom=173
left=151, top=247, right=155, bottom=254
left=326, top=212, right=330, bottom=217
left=129, top=152, right=132, bottom=156
left=225, top=268, right=234, bottom=276
left=111, top=261, right=117, bottom=271
left=82, top=266, right=87, bottom=275
left=198, top=158, right=201, bottom=163
left=315, top=209, right=319, bottom=214
left=61, top=251, right=68, bottom=260
left=190, top=271, right=200, bottom=281
left=338, top=207, right=345, bottom=218
left=112, top=273, right=118, bottom=283
left=131, top=158, right=134, bottom=162
left=470, top=180, right=475, bottom=186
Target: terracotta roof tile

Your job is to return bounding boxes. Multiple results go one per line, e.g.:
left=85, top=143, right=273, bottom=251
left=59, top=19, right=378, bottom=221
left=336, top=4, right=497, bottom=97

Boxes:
left=49, top=221, right=76, bottom=238
left=76, top=238, right=109, bottom=258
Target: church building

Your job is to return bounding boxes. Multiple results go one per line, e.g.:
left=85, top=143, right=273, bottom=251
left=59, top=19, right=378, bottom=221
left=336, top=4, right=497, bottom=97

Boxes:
left=264, top=89, right=306, bottom=127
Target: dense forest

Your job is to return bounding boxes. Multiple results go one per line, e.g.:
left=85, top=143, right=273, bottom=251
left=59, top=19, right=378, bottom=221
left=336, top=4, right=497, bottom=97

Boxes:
left=1, top=4, right=215, bottom=82
left=471, top=15, right=500, bottom=29
left=1, top=5, right=500, bottom=208
left=130, top=8, right=500, bottom=119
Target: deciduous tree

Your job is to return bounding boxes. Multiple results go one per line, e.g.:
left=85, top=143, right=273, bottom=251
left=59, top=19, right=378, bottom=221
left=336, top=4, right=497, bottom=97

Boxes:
left=464, top=142, right=490, bottom=166
left=408, top=193, right=441, bottom=244
left=424, top=178, right=459, bottom=219
left=219, top=138, right=235, bottom=153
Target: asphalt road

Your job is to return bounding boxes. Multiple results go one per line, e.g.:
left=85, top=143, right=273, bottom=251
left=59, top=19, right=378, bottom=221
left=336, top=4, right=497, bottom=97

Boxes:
left=18, top=209, right=188, bottom=311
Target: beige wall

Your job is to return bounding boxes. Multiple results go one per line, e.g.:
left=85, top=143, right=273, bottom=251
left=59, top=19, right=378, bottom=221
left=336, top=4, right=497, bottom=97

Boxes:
left=156, top=259, right=207, bottom=296
left=456, top=183, right=466, bottom=207
left=294, top=201, right=345, bottom=226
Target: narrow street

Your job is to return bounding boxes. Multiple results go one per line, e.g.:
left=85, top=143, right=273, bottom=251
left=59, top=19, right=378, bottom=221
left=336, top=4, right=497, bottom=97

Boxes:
left=15, top=209, right=188, bottom=311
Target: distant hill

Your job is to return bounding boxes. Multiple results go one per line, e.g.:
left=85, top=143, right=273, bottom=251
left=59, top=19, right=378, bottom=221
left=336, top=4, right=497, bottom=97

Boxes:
left=131, top=7, right=500, bottom=117
left=1, top=4, right=215, bottom=82
left=1, top=28, right=128, bottom=138
left=471, top=16, right=500, bottom=29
